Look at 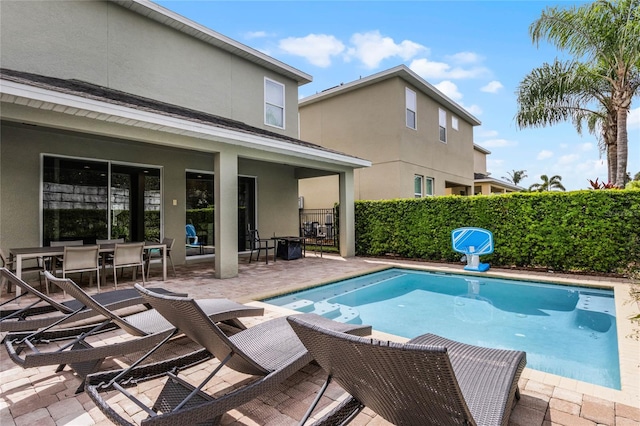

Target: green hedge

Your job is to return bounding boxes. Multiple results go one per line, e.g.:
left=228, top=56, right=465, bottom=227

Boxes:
left=355, top=190, right=640, bottom=273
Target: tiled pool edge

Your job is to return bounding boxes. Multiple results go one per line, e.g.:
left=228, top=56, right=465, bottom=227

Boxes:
left=248, top=259, right=639, bottom=407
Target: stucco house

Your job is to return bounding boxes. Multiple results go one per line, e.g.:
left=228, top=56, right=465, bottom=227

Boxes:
left=297, top=65, right=481, bottom=210
left=473, top=144, right=522, bottom=194
left=0, top=0, right=369, bottom=279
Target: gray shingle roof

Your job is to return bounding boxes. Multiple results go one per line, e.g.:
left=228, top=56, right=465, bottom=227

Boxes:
left=0, top=68, right=358, bottom=160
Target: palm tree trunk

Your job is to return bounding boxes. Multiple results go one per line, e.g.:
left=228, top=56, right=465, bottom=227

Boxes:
left=605, top=113, right=617, bottom=183
left=615, top=106, right=629, bottom=188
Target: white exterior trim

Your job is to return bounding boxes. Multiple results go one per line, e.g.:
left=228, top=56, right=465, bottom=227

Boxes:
left=1, top=79, right=371, bottom=168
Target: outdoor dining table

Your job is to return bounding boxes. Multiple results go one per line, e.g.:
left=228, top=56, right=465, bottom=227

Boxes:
left=9, top=241, right=167, bottom=296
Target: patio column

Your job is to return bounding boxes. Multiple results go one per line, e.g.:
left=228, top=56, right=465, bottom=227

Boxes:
left=214, top=151, right=238, bottom=278
left=338, top=170, right=355, bottom=257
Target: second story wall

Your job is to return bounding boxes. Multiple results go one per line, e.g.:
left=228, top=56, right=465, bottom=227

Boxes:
left=0, top=0, right=303, bottom=138
left=300, top=71, right=477, bottom=198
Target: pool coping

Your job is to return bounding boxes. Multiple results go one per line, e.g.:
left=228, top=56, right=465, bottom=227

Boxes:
left=246, top=257, right=639, bottom=407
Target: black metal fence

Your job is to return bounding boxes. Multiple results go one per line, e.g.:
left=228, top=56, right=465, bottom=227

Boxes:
left=299, top=208, right=338, bottom=248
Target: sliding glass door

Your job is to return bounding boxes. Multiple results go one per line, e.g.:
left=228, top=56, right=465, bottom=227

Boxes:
left=42, top=155, right=161, bottom=244
left=184, top=172, right=256, bottom=256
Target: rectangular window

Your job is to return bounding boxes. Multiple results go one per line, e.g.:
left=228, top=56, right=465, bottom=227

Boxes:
left=439, top=108, right=447, bottom=142
left=265, top=78, right=285, bottom=128
left=414, top=175, right=423, bottom=198
left=452, top=116, right=459, bottom=131
left=406, top=88, right=416, bottom=129
left=425, top=177, right=434, bottom=196
left=42, top=155, right=161, bottom=245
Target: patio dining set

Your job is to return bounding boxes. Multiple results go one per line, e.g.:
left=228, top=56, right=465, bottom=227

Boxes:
left=2, top=238, right=175, bottom=297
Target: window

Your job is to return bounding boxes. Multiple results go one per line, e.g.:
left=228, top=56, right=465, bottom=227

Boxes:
left=265, top=78, right=285, bottom=128
left=414, top=175, right=423, bottom=198
left=439, top=108, right=447, bottom=142
left=42, top=155, right=161, bottom=245
left=452, top=116, right=459, bottom=131
left=406, top=88, right=416, bottom=129
left=425, top=177, right=434, bottom=196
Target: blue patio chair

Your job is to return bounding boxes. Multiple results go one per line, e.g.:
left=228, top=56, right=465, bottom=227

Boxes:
left=185, top=224, right=203, bottom=254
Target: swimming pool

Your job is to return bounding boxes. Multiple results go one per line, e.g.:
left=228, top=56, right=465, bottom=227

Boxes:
left=264, top=268, right=620, bottom=390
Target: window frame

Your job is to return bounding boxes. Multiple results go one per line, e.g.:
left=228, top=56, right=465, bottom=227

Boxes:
left=425, top=177, right=434, bottom=196
left=438, top=108, right=447, bottom=143
left=414, top=175, right=424, bottom=198
left=452, top=116, right=459, bottom=131
left=264, top=77, right=285, bottom=129
left=405, top=87, right=417, bottom=130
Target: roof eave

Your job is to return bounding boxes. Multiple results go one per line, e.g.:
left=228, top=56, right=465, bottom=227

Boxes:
left=300, top=65, right=481, bottom=126
left=1, top=79, right=370, bottom=169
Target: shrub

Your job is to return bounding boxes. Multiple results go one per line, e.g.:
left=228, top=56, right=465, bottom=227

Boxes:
left=355, top=190, right=640, bottom=274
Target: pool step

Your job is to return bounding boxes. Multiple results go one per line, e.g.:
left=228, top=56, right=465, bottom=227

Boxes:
left=577, top=293, right=615, bottom=315
left=334, top=306, right=361, bottom=324
left=311, top=301, right=342, bottom=318
left=281, top=299, right=315, bottom=313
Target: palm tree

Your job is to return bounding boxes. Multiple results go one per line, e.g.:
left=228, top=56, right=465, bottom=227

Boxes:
left=516, top=60, right=619, bottom=181
left=529, top=174, right=566, bottom=192
left=525, top=0, right=640, bottom=187
left=502, top=169, right=528, bottom=186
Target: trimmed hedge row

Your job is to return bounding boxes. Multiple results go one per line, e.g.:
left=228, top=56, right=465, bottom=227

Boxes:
left=354, top=190, right=640, bottom=273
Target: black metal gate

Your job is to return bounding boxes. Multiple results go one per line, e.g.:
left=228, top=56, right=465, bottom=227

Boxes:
left=299, top=208, right=338, bottom=248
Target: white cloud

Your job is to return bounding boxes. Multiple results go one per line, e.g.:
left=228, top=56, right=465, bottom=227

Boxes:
left=579, top=143, right=593, bottom=152
left=481, top=139, right=517, bottom=148
left=537, top=150, right=554, bottom=160
left=477, top=129, right=499, bottom=138
left=279, top=34, right=345, bottom=67
left=434, top=81, right=462, bottom=101
left=560, top=143, right=569, bottom=149
left=446, top=51, right=481, bottom=64
left=409, top=58, right=489, bottom=80
left=433, top=81, right=482, bottom=115
left=480, top=80, right=504, bottom=93
left=464, top=104, right=483, bottom=116
left=629, top=107, right=640, bottom=129
left=245, top=31, right=270, bottom=39
left=346, top=31, right=426, bottom=69
left=557, top=154, right=580, bottom=165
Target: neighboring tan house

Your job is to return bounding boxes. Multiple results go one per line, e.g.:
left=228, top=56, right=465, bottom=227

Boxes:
left=0, top=0, right=369, bottom=279
left=473, top=144, right=522, bottom=194
left=297, top=65, right=481, bottom=210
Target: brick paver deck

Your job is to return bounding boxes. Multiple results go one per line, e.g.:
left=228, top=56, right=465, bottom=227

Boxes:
left=1, top=254, right=638, bottom=425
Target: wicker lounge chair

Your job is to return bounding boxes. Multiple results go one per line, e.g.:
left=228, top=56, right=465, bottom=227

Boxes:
left=288, top=315, right=527, bottom=426
left=0, top=267, right=185, bottom=332
left=85, top=285, right=372, bottom=426
left=3, top=272, right=264, bottom=393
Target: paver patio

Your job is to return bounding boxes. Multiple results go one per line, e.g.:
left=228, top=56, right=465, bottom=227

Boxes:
left=1, top=254, right=638, bottom=425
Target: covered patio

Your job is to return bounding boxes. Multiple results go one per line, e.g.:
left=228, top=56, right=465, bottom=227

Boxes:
left=1, top=255, right=638, bottom=425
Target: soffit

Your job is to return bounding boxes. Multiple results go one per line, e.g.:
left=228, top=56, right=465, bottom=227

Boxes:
left=0, top=69, right=370, bottom=169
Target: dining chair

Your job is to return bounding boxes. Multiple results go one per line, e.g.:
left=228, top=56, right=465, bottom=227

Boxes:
left=0, top=248, right=47, bottom=294
left=112, top=242, right=146, bottom=289
left=145, top=237, right=176, bottom=280
left=61, top=245, right=100, bottom=293
left=50, top=240, right=84, bottom=276
left=96, top=238, right=125, bottom=287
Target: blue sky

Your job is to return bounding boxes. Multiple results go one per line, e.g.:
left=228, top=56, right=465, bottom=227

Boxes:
left=157, top=0, right=639, bottom=191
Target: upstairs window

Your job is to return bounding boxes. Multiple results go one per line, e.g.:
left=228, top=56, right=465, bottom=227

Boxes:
left=406, top=88, right=416, bottom=129
left=439, top=108, right=447, bottom=143
left=414, top=175, right=423, bottom=198
left=425, top=177, right=434, bottom=196
left=452, top=116, right=459, bottom=131
left=265, top=78, right=285, bottom=128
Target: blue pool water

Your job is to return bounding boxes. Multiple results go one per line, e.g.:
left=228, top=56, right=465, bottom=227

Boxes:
left=264, top=268, right=620, bottom=389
